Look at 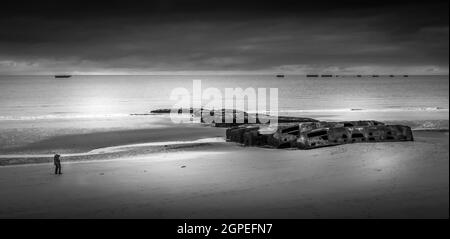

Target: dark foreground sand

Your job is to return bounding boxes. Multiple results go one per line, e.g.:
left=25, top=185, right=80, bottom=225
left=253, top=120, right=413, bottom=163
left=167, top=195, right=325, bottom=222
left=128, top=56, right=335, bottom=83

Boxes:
left=0, top=129, right=447, bottom=218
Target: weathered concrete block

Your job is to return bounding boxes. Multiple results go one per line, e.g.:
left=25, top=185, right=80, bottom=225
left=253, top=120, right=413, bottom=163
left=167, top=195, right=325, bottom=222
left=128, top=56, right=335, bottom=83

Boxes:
left=297, top=124, right=413, bottom=149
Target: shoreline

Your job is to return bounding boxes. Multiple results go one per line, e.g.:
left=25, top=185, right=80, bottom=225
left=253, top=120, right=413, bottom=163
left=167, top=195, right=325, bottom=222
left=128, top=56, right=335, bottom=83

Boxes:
left=0, top=123, right=226, bottom=154
left=0, top=129, right=447, bottom=166
left=0, top=113, right=448, bottom=166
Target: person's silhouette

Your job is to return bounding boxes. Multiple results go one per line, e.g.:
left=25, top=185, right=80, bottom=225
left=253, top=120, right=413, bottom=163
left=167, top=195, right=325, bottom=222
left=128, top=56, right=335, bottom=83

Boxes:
left=54, top=154, right=62, bottom=175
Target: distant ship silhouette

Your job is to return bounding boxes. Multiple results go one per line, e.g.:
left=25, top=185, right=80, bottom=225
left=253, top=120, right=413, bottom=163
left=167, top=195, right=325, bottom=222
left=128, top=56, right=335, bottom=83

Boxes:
left=54, top=75, right=72, bottom=78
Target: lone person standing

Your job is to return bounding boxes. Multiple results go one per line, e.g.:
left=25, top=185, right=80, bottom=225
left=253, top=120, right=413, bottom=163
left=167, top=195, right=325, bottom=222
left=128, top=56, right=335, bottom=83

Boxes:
left=54, top=154, right=62, bottom=175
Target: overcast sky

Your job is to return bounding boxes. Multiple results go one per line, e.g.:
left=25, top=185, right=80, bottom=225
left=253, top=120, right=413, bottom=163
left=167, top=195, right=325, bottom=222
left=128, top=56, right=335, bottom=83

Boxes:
left=0, top=0, right=448, bottom=75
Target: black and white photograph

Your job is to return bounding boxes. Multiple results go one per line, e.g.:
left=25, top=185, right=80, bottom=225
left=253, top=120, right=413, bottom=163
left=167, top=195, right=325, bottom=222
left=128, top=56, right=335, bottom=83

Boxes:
left=0, top=0, right=448, bottom=224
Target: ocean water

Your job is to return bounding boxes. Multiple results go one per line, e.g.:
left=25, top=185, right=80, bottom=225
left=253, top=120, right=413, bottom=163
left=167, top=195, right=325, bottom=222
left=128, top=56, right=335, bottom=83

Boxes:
left=0, top=75, right=448, bottom=124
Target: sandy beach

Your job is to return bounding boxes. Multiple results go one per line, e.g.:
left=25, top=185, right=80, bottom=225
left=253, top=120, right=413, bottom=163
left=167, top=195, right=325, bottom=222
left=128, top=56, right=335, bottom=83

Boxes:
left=0, top=119, right=447, bottom=218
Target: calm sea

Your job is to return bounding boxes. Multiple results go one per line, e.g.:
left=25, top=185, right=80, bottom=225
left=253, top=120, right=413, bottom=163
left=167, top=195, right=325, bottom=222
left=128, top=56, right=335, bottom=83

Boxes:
left=0, top=75, right=448, bottom=122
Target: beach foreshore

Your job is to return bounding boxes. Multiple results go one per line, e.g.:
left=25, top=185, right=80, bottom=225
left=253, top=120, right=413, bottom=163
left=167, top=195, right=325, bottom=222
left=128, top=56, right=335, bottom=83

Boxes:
left=0, top=126, right=448, bottom=218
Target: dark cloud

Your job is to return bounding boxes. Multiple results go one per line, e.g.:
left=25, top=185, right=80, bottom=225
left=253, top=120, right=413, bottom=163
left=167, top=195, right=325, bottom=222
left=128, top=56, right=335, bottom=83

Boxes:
left=0, top=0, right=448, bottom=74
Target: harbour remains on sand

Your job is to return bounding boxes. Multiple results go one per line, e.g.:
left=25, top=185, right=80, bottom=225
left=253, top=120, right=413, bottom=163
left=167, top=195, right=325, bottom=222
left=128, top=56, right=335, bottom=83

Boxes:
left=152, top=108, right=414, bottom=150
left=226, top=120, right=413, bottom=149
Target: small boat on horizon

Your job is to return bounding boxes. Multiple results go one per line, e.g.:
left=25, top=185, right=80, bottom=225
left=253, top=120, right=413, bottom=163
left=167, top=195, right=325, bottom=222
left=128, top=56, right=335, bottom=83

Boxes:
left=276, top=74, right=285, bottom=78
left=54, top=74, right=72, bottom=78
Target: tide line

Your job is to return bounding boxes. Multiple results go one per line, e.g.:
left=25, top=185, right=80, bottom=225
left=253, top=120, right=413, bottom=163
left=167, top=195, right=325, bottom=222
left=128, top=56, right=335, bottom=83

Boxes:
left=0, top=137, right=226, bottom=159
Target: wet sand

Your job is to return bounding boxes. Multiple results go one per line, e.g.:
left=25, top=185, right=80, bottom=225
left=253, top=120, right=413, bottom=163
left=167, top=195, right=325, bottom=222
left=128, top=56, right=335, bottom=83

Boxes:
left=0, top=130, right=447, bottom=218
left=1, top=126, right=226, bottom=154
left=0, top=115, right=224, bottom=154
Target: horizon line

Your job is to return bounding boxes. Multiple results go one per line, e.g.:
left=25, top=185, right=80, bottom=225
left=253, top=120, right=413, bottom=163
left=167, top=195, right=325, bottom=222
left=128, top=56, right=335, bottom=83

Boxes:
left=1, top=74, right=449, bottom=77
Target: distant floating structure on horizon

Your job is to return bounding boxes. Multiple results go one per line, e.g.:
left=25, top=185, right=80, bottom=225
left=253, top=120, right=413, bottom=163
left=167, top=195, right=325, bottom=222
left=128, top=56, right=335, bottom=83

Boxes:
left=306, top=74, right=319, bottom=77
left=372, top=75, right=379, bottom=77
left=389, top=75, right=395, bottom=77
left=403, top=75, right=409, bottom=77
left=276, top=74, right=285, bottom=78
left=54, top=74, right=72, bottom=78
left=321, top=74, right=333, bottom=77
left=356, top=75, right=362, bottom=77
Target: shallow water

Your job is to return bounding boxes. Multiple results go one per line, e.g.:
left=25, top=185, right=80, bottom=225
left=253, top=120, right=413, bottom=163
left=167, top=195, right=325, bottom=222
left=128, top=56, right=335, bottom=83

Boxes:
left=0, top=75, right=447, bottom=116
left=0, top=75, right=448, bottom=130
